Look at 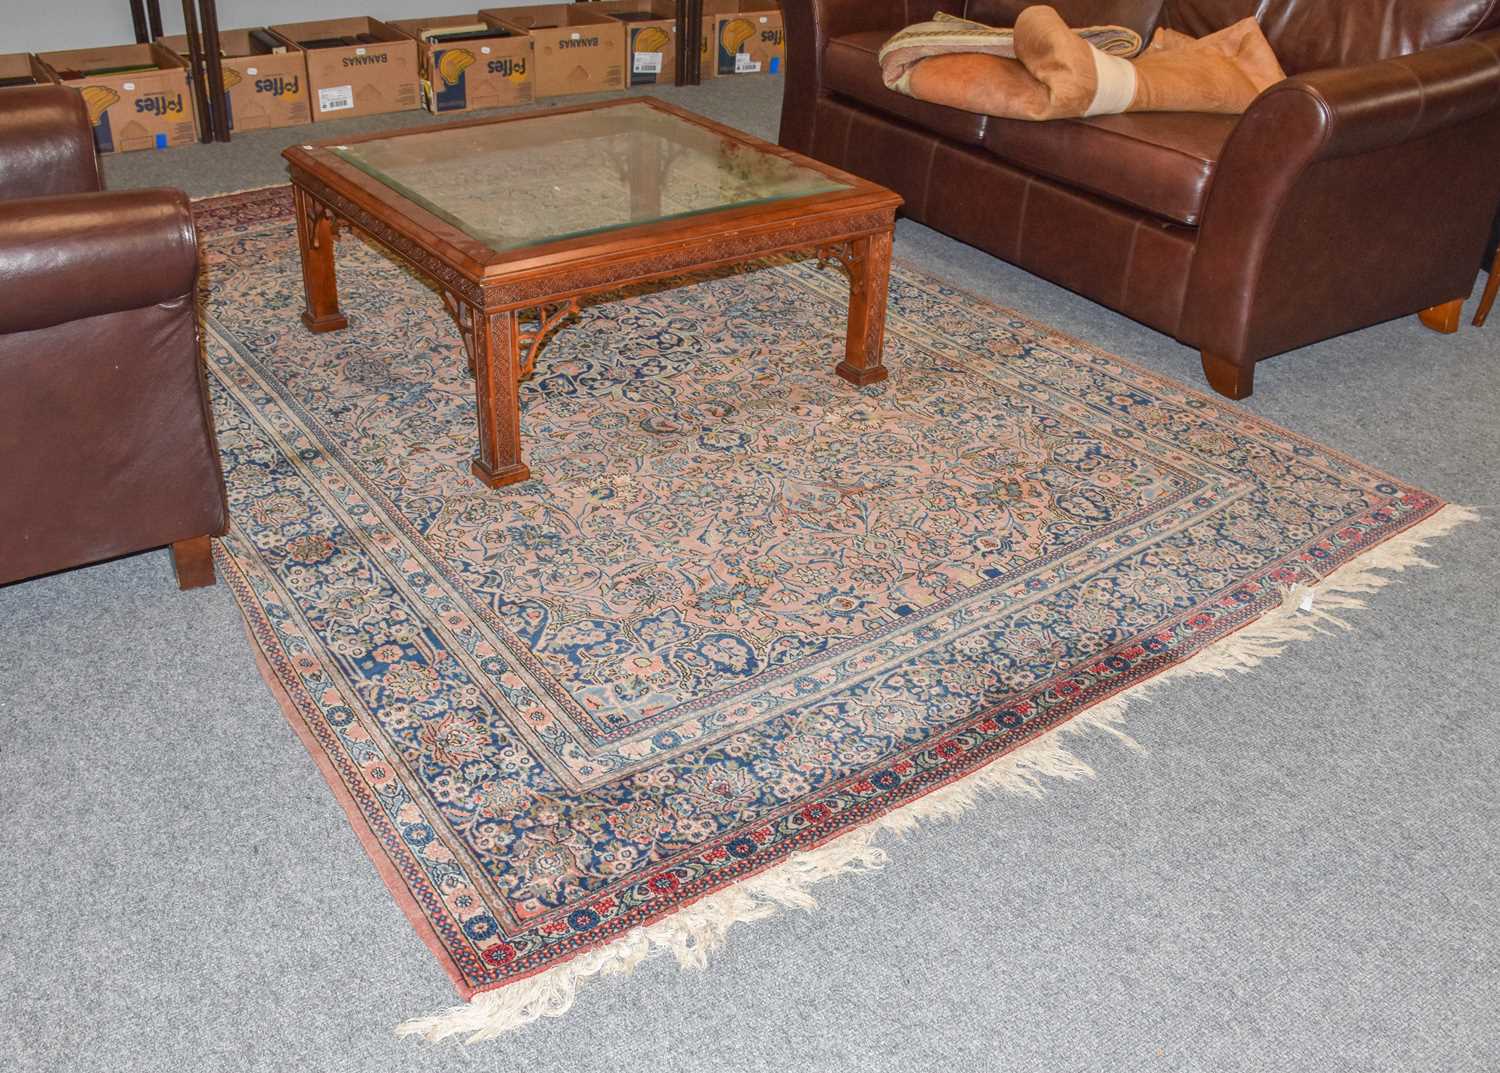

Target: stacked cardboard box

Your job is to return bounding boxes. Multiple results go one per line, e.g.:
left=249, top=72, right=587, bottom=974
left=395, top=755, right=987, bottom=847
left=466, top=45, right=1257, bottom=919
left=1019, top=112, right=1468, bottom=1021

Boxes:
left=0, top=52, right=51, bottom=89
left=706, top=0, right=784, bottom=78
left=270, top=18, right=419, bottom=121
left=482, top=5, right=625, bottom=98
left=592, top=0, right=678, bottom=87
left=157, top=28, right=311, bottom=131
left=37, top=43, right=196, bottom=153
left=390, top=13, right=534, bottom=113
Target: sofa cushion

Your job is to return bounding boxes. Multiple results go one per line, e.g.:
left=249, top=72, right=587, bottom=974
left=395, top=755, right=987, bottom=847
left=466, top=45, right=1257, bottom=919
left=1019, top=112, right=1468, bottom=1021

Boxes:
left=964, top=0, right=1167, bottom=41
left=982, top=111, right=1237, bottom=226
left=824, top=31, right=991, bottom=145
left=1162, top=0, right=1500, bottom=74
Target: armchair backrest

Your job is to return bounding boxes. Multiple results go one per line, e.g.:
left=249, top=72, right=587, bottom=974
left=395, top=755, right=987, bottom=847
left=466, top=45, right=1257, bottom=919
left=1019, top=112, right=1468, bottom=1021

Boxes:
left=0, top=85, right=102, bottom=201
left=1161, top=0, right=1500, bottom=73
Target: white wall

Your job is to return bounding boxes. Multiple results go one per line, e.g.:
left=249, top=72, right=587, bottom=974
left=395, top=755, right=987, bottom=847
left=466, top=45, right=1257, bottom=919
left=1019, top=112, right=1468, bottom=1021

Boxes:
left=3, top=0, right=535, bottom=55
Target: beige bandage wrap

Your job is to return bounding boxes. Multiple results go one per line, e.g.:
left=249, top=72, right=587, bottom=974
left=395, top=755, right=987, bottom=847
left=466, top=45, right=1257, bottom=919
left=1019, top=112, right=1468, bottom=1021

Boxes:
left=1084, top=47, right=1138, bottom=116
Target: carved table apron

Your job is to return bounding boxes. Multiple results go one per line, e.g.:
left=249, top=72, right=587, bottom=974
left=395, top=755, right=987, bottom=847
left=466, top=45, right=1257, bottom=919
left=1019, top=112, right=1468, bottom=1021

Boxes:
left=284, top=161, right=899, bottom=489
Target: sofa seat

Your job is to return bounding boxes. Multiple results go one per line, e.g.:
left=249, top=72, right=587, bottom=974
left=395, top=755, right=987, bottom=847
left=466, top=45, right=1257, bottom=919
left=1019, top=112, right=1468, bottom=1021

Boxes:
left=982, top=112, right=1237, bottom=226
left=823, top=30, right=1236, bottom=226
left=824, top=31, right=992, bottom=145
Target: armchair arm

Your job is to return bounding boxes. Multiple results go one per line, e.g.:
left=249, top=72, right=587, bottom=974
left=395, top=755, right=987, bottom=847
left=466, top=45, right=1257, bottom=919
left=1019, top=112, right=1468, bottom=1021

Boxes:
left=778, top=0, right=966, bottom=153
left=0, top=86, right=102, bottom=200
left=0, top=188, right=198, bottom=336
left=1181, top=32, right=1500, bottom=367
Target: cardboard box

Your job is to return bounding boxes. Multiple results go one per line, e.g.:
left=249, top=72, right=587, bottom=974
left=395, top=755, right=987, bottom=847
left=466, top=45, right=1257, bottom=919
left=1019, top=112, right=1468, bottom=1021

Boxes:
left=483, top=5, right=624, bottom=98
left=0, top=52, right=54, bottom=89
left=593, top=0, right=676, bottom=87
left=270, top=18, right=419, bottom=121
left=390, top=13, right=533, bottom=113
left=157, top=29, right=311, bottom=131
left=711, top=1, right=783, bottom=77
left=37, top=43, right=196, bottom=153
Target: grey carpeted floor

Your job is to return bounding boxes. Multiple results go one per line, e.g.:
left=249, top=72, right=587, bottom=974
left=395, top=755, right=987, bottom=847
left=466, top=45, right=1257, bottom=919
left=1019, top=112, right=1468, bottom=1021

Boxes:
left=3, top=77, right=1497, bottom=1073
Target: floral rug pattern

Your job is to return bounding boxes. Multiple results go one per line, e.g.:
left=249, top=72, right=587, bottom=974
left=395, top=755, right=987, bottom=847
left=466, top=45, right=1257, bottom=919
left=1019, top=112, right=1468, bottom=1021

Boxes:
left=197, top=188, right=1442, bottom=998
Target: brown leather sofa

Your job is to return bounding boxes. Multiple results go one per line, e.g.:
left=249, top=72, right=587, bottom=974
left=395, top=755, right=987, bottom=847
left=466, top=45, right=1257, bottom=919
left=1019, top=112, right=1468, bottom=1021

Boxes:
left=0, top=86, right=228, bottom=590
left=778, top=0, right=1500, bottom=397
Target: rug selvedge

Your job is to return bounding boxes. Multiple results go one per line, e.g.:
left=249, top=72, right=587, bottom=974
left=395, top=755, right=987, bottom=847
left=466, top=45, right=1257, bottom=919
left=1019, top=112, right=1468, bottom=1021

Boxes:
left=193, top=187, right=1465, bottom=1038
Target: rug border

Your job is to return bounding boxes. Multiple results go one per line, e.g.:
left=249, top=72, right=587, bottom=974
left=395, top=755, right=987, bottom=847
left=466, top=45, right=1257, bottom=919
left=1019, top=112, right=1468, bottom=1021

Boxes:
left=193, top=185, right=1467, bottom=1029
left=217, top=545, right=478, bottom=998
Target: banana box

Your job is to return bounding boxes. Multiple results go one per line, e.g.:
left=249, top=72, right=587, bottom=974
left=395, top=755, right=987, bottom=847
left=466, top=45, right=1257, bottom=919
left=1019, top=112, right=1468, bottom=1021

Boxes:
left=157, top=29, right=311, bottom=131
left=0, top=53, right=54, bottom=89
left=482, top=5, right=624, bottom=98
left=390, top=14, right=533, bottom=113
left=712, top=2, right=784, bottom=77
left=270, top=18, right=419, bottom=122
left=37, top=43, right=196, bottom=153
left=593, top=0, right=677, bottom=87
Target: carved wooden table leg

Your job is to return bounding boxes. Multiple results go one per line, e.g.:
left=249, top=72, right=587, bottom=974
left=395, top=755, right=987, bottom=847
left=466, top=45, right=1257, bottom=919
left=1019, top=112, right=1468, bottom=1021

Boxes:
left=835, top=229, right=893, bottom=386
left=293, top=186, right=348, bottom=333
left=463, top=306, right=530, bottom=488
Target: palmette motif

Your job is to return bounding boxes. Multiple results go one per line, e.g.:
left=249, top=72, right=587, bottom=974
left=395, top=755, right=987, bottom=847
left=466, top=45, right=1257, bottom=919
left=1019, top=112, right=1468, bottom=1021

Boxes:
left=195, top=189, right=1441, bottom=996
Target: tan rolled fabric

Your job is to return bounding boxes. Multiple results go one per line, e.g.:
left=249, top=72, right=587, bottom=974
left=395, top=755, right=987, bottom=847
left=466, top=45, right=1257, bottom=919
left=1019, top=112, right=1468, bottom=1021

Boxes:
left=880, top=5, right=1284, bottom=122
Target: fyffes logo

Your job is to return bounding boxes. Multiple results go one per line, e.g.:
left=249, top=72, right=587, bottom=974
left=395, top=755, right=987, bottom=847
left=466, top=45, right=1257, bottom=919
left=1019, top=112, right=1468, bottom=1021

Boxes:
left=760, top=29, right=783, bottom=45
left=486, top=57, right=526, bottom=76
left=254, top=75, right=300, bottom=97
left=558, top=37, right=599, bottom=49
left=134, top=92, right=183, bottom=116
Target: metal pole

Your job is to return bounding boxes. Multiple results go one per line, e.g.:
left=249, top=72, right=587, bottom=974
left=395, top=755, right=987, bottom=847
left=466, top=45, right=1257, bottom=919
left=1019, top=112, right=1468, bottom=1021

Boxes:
left=129, top=0, right=150, bottom=43
left=679, top=0, right=703, bottom=85
left=179, top=0, right=215, bottom=143
left=198, top=0, right=231, bottom=142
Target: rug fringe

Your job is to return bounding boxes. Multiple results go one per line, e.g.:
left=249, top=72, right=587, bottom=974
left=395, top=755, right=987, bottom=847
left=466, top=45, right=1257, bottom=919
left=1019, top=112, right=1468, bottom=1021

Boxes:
left=396, top=503, right=1477, bottom=1043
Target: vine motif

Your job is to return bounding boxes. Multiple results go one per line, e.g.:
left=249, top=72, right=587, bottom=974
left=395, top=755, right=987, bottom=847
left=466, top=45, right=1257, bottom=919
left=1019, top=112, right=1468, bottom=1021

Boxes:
left=296, top=189, right=337, bottom=251
left=815, top=241, right=865, bottom=285
left=438, top=293, right=580, bottom=381
left=516, top=300, right=581, bottom=379
left=439, top=290, right=479, bottom=375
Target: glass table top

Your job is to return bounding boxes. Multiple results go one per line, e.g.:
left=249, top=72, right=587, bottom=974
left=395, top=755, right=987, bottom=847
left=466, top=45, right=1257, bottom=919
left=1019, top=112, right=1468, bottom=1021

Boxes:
left=329, top=102, right=852, bottom=253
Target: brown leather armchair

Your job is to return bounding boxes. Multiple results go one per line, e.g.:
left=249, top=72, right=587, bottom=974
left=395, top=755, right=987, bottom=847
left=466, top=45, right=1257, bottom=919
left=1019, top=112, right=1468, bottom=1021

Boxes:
left=0, top=86, right=228, bottom=590
left=778, top=0, right=1500, bottom=397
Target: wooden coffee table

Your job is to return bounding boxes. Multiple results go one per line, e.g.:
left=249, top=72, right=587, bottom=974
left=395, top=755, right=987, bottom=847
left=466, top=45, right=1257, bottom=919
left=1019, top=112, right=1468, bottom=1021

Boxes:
left=282, top=97, right=902, bottom=488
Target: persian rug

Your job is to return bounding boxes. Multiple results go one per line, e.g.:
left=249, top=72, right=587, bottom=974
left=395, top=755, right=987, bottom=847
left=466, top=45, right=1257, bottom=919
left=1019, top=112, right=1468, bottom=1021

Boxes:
left=195, top=187, right=1468, bottom=1041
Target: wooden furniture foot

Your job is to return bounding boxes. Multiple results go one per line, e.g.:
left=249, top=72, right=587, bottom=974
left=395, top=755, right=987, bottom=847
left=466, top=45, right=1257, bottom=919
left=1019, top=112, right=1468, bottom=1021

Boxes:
left=832, top=229, right=893, bottom=386
left=1200, top=351, right=1254, bottom=399
left=1418, top=298, right=1464, bottom=334
left=1475, top=251, right=1499, bottom=327
left=171, top=535, right=216, bottom=590
left=459, top=306, right=530, bottom=488
left=293, top=186, right=348, bottom=333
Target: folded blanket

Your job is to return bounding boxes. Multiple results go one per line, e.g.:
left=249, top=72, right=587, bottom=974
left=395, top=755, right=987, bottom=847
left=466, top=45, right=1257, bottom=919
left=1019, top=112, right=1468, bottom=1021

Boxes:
left=879, top=7, right=1284, bottom=121
left=880, top=11, right=1142, bottom=88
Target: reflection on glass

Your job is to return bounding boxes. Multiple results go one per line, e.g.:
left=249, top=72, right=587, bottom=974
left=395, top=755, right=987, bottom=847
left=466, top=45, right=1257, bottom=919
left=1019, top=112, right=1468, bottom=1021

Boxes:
left=330, top=102, right=851, bottom=253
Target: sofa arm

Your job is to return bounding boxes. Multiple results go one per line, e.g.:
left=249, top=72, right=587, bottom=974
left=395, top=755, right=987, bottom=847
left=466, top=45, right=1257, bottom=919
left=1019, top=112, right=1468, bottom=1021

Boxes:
left=1181, top=32, right=1500, bottom=368
left=778, top=0, right=966, bottom=153
left=0, top=188, right=198, bottom=336
left=0, top=86, right=102, bottom=200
